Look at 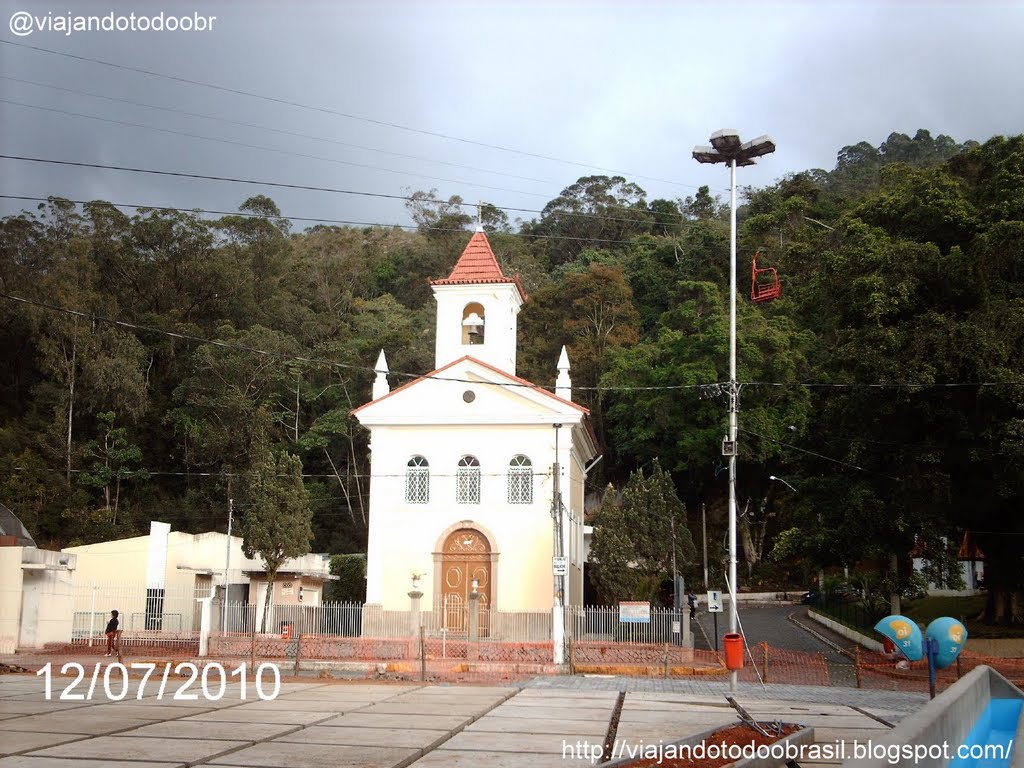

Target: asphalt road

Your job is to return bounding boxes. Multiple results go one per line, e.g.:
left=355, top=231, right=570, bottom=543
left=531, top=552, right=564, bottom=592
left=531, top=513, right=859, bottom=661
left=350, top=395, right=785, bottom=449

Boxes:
left=692, top=602, right=861, bottom=686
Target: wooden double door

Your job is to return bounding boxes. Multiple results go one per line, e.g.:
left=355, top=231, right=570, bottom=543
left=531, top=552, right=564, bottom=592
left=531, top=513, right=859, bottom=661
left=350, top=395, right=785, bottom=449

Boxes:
left=440, top=528, right=491, bottom=635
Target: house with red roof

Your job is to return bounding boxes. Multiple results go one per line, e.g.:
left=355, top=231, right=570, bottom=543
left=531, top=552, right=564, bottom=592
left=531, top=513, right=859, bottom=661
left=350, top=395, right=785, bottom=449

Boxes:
left=352, top=228, right=598, bottom=659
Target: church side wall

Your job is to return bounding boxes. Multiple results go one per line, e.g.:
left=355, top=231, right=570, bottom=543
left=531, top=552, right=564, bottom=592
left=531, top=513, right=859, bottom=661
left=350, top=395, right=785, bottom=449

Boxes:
left=568, top=452, right=587, bottom=608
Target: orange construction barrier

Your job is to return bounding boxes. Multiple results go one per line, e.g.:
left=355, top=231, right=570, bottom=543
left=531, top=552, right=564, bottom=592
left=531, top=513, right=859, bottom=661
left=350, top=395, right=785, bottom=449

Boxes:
left=723, top=633, right=744, bottom=670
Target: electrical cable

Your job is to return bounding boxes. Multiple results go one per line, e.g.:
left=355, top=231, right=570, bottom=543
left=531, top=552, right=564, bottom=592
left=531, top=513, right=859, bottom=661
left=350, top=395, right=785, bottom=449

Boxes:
left=739, top=427, right=901, bottom=481
left=0, top=74, right=561, bottom=187
left=0, top=194, right=668, bottom=248
left=0, top=154, right=691, bottom=228
left=0, top=291, right=723, bottom=393
left=1, top=38, right=703, bottom=190
left=0, top=97, right=558, bottom=200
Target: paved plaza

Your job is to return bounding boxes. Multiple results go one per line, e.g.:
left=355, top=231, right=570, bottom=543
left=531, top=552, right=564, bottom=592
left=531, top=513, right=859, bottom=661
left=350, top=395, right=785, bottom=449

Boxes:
left=0, top=672, right=926, bottom=768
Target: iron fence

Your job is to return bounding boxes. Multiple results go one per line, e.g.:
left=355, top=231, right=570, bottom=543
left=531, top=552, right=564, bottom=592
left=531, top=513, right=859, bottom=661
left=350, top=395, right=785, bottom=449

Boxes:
left=71, top=582, right=209, bottom=642
left=815, top=599, right=886, bottom=633
left=566, top=605, right=688, bottom=644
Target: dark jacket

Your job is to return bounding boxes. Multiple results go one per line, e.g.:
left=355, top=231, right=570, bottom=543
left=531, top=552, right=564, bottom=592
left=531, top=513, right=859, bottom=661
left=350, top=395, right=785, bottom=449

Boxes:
left=105, top=617, right=119, bottom=634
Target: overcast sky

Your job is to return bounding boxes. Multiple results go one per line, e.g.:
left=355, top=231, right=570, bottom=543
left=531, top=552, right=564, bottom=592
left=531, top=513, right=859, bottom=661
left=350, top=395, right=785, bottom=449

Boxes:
left=2, top=0, right=1023, bottom=230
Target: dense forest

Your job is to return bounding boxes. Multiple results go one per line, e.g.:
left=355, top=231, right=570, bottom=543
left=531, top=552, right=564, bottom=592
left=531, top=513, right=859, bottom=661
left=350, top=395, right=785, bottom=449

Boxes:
left=1, top=129, right=1022, bottom=624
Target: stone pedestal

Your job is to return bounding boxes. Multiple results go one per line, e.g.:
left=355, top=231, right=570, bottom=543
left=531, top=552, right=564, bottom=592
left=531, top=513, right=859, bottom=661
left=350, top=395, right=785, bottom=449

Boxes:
left=408, top=589, right=423, bottom=637
left=467, top=592, right=482, bottom=661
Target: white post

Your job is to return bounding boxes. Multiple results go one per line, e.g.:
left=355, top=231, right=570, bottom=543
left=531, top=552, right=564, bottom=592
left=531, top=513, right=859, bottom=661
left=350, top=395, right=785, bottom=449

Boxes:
left=197, top=595, right=212, bottom=657
left=88, top=583, right=96, bottom=647
left=728, top=156, right=739, bottom=694
left=552, top=605, right=564, bottom=664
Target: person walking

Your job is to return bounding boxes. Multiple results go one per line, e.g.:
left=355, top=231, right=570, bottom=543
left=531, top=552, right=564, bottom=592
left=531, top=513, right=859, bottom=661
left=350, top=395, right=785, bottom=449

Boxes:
left=687, top=591, right=698, bottom=620
left=104, top=610, right=120, bottom=657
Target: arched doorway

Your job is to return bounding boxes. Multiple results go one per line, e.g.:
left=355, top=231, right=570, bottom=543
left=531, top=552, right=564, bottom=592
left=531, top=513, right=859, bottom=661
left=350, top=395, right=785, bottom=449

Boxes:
left=440, top=527, right=491, bottom=634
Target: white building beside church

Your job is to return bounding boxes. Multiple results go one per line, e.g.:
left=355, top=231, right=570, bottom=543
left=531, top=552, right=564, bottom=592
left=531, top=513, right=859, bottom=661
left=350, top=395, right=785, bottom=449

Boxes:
left=353, top=229, right=598, bottom=629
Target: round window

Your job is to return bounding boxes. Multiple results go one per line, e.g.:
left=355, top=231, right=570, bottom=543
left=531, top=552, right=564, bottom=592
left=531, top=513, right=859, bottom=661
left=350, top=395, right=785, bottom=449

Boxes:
left=463, top=390, right=476, bottom=403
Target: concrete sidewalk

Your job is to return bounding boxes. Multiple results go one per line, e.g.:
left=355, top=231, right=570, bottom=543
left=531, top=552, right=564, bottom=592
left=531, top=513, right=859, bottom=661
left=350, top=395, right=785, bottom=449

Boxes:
left=0, top=671, right=926, bottom=768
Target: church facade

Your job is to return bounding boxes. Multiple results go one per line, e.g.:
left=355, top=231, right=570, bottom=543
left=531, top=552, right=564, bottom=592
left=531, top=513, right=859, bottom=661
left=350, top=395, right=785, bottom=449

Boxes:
left=353, top=230, right=598, bottom=629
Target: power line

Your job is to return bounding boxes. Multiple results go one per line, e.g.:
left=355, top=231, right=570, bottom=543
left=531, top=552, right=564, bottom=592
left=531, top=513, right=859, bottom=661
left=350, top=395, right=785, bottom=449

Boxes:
left=0, top=292, right=721, bottom=393
left=743, top=381, right=1024, bottom=390
left=0, top=194, right=659, bottom=248
left=0, top=74, right=562, bottom=188
left=1, top=38, right=702, bottom=190
left=0, top=154, right=687, bottom=228
left=2, top=289, right=1019, bottom=395
left=0, top=74, right=727, bottom=214
left=11, top=465, right=553, bottom=482
left=0, top=97, right=557, bottom=201
left=739, top=427, right=901, bottom=481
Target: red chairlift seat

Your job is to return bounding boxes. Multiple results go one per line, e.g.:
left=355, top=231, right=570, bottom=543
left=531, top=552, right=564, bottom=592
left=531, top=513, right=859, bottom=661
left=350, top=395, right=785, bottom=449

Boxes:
left=751, top=249, right=781, bottom=303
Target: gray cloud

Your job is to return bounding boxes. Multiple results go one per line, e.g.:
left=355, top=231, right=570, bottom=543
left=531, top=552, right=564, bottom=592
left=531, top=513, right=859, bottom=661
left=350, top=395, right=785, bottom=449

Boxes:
left=2, top=1, right=1021, bottom=226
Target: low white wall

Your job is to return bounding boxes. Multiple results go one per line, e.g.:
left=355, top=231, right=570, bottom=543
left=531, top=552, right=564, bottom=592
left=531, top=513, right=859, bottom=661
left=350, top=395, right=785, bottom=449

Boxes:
left=841, top=666, right=1023, bottom=768
left=0, top=549, right=23, bottom=654
left=969, top=638, right=1024, bottom=659
left=19, top=549, right=76, bottom=648
left=808, top=609, right=885, bottom=653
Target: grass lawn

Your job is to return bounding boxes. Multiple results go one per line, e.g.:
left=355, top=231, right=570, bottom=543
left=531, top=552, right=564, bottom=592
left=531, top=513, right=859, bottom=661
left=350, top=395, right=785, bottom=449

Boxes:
left=902, top=595, right=1024, bottom=638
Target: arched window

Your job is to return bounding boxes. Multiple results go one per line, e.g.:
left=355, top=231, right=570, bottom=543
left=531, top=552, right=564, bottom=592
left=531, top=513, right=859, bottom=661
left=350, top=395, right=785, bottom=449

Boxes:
left=461, top=303, right=485, bottom=345
left=508, top=455, right=533, bottom=504
left=405, top=456, right=429, bottom=504
left=456, top=455, right=481, bottom=504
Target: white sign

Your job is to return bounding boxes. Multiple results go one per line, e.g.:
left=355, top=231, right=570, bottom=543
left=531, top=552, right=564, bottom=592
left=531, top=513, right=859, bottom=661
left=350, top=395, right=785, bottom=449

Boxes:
left=552, top=556, right=567, bottom=576
left=619, top=601, right=651, bottom=623
left=672, top=621, right=681, bottom=635
left=707, top=590, right=723, bottom=613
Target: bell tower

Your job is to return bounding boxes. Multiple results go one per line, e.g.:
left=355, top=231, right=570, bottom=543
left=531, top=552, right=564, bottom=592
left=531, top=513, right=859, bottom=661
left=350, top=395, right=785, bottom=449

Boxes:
left=429, top=228, right=526, bottom=374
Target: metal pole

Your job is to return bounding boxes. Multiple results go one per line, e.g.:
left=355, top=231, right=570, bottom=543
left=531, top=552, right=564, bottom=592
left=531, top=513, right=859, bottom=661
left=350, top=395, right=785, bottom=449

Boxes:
left=702, top=503, right=708, bottom=590
left=223, top=499, right=232, bottom=636
left=728, top=156, right=739, bottom=693
left=551, top=424, right=565, bottom=664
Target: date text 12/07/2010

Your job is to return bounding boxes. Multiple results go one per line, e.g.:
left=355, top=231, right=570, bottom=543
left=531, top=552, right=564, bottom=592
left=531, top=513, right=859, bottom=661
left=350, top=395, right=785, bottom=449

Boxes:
left=36, top=661, right=280, bottom=701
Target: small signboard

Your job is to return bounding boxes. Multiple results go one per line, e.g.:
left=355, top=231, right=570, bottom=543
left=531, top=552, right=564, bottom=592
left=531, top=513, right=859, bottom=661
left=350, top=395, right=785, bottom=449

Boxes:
left=707, top=590, right=723, bottom=613
left=672, top=620, right=681, bottom=635
left=552, top=556, right=567, bottom=576
left=619, top=601, right=651, bottom=624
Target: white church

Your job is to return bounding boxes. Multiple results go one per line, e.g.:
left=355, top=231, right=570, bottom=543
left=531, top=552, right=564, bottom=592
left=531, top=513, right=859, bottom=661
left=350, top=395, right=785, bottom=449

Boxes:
left=352, top=229, right=598, bottom=630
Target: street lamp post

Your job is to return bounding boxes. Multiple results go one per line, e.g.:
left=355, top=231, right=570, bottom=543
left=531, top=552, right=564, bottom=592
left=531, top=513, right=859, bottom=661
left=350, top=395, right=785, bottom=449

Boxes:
left=769, top=475, right=797, bottom=493
left=770, top=473, right=823, bottom=590
left=693, top=130, right=775, bottom=692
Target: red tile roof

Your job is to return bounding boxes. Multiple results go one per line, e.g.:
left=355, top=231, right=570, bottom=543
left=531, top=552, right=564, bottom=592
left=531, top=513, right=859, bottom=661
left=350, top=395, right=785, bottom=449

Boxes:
left=429, top=231, right=527, bottom=301
left=957, top=531, right=985, bottom=561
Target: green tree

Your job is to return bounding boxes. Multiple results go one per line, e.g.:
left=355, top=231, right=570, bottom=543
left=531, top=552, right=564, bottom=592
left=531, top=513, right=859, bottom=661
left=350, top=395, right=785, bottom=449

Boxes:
left=240, top=447, right=313, bottom=631
left=328, top=553, right=367, bottom=602
left=405, top=189, right=473, bottom=235
left=519, top=264, right=640, bottom=449
left=588, top=460, right=696, bottom=602
left=77, top=411, right=149, bottom=528
left=530, top=175, right=651, bottom=265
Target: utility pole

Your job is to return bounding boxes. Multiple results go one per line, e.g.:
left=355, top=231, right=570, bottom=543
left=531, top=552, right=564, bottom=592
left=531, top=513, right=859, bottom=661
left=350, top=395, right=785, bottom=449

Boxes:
left=551, top=424, right=565, bottom=665
left=223, top=497, right=233, bottom=636
left=694, top=130, right=776, bottom=692
left=702, top=503, right=708, bottom=591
